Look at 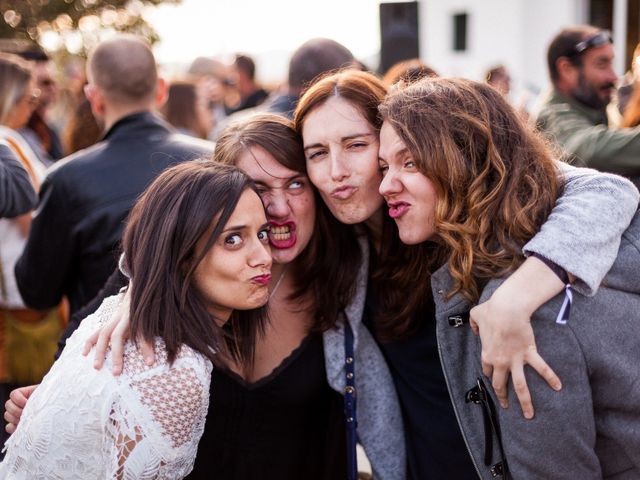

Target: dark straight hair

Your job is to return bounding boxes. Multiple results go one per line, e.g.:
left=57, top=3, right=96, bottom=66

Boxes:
left=214, top=114, right=362, bottom=331
left=122, top=160, right=268, bottom=367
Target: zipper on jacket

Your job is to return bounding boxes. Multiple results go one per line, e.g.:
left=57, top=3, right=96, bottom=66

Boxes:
left=436, top=335, right=484, bottom=479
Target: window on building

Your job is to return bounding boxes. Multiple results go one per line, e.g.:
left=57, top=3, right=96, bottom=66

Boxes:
left=453, top=12, right=468, bottom=51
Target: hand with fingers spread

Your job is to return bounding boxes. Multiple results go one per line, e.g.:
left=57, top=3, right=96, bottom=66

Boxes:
left=81, top=287, right=155, bottom=375
left=470, top=256, right=565, bottom=419
left=4, top=384, right=38, bottom=434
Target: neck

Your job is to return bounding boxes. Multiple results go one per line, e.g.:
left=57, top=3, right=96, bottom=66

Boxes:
left=364, top=208, right=385, bottom=254
left=102, top=105, right=152, bottom=132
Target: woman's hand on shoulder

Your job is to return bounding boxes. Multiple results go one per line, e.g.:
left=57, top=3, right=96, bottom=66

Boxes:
left=470, top=256, right=564, bottom=419
left=4, top=384, right=38, bottom=433
left=81, top=287, right=155, bottom=375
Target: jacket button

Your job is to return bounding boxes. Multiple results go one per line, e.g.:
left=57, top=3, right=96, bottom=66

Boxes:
left=448, top=311, right=470, bottom=327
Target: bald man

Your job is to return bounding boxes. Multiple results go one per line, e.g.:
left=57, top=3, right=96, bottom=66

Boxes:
left=15, top=35, right=214, bottom=320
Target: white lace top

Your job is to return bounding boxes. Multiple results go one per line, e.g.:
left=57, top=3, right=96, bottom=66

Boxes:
left=0, top=294, right=212, bottom=479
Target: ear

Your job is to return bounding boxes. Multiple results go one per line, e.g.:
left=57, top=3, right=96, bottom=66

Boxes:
left=85, top=84, right=106, bottom=118
left=556, top=57, right=579, bottom=85
left=155, top=77, right=168, bottom=109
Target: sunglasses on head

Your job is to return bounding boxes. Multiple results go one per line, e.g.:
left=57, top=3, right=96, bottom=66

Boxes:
left=569, top=31, right=613, bottom=56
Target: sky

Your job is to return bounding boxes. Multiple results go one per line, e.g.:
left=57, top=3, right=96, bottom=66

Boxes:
left=144, top=0, right=387, bottom=82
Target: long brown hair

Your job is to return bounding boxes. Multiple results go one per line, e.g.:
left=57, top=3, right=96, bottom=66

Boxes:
left=294, top=69, right=387, bottom=134
left=122, top=160, right=268, bottom=366
left=161, top=80, right=209, bottom=139
left=294, top=69, right=435, bottom=340
left=380, top=77, right=561, bottom=304
left=214, top=114, right=361, bottom=331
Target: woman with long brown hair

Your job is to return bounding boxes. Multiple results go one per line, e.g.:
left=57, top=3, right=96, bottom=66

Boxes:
left=1, top=160, right=272, bottom=478
left=293, top=69, right=638, bottom=478
left=378, top=76, right=640, bottom=479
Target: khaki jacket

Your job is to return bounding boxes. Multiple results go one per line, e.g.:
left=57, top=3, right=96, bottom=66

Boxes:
left=534, top=89, right=640, bottom=186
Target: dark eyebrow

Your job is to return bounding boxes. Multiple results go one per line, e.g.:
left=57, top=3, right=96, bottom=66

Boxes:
left=221, top=225, right=248, bottom=233
left=303, top=132, right=375, bottom=152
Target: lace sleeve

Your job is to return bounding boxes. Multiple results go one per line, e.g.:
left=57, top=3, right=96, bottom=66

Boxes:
left=105, top=344, right=212, bottom=479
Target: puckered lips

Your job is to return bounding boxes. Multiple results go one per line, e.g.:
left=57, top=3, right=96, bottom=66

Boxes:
left=268, top=221, right=297, bottom=249
left=251, top=273, right=272, bottom=286
left=330, top=185, right=357, bottom=200
left=387, top=201, right=410, bottom=219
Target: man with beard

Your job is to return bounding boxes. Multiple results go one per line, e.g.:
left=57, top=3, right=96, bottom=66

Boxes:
left=535, top=25, right=640, bottom=186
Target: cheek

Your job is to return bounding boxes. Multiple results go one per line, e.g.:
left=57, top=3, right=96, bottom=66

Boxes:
left=292, top=193, right=316, bottom=238
left=306, top=162, right=330, bottom=193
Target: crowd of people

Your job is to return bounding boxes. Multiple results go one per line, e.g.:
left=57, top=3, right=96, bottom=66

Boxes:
left=0, top=22, right=639, bottom=480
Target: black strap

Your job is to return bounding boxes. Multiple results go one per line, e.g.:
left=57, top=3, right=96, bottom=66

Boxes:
left=465, top=377, right=511, bottom=479
left=344, top=321, right=358, bottom=480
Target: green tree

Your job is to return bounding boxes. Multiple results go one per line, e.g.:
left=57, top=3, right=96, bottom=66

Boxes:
left=0, top=0, right=181, bottom=54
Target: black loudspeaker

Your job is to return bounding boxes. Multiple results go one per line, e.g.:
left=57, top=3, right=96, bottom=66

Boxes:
left=379, top=1, right=420, bottom=75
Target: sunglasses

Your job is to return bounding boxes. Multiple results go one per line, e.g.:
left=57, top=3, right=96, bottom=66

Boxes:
left=570, top=31, right=612, bottom=56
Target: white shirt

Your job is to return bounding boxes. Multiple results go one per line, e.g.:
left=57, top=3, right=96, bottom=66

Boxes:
left=0, top=294, right=212, bottom=479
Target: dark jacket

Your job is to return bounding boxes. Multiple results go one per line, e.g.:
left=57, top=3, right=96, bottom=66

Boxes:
left=15, top=111, right=214, bottom=318
left=0, top=143, right=37, bottom=218
left=433, top=212, right=640, bottom=479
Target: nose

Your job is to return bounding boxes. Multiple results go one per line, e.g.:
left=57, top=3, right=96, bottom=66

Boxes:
left=379, top=167, right=402, bottom=197
left=264, top=190, right=290, bottom=219
left=250, top=237, right=272, bottom=270
left=329, top=150, right=349, bottom=182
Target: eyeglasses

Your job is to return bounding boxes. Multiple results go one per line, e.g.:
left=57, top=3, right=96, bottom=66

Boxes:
left=570, top=31, right=612, bottom=56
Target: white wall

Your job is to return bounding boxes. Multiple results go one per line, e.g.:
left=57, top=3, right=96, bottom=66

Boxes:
left=419, top=0, right=589, bottom=100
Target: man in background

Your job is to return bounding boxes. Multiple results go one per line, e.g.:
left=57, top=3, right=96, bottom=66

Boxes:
left=15, top=34, right=213, bottom=321
left=534, top=25, right=640, bottom=187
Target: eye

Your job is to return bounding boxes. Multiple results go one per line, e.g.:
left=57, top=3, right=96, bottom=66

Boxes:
left=258, top=228, right=270, bottom=243
left=378, top=163, right=389, bottom=175
left=288, top=179, right=304, bottom=190
left=403, top=159, right=416, bottom=169
left=347, top=141, right=367, bottom=150
left=306, top=149, right=326, bottom=161
left=224, top=233, right=243, bottom=247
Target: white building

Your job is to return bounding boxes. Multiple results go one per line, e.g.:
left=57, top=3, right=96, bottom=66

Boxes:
left=415, top=0, right=634, bottom=99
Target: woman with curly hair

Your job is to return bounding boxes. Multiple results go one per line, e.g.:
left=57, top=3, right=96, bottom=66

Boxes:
left=378, top=76, right=640, bottom=478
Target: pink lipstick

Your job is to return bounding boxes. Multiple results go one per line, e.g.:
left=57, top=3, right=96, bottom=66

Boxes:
left=251, top=274, right=272, bottom=286
left=388, top=201, right=410, bottom=219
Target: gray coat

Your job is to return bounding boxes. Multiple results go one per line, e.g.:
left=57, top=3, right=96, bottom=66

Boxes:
left=0, top=142, right=37, bottom=218
left=433, top=212, right=640, bottom=479
left=324, top=236, right=406, bottom=480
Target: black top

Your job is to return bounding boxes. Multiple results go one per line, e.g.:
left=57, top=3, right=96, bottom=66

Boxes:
left=187, top=333, right=347, bottom=479
left=364, top=284, right=477, bottom=479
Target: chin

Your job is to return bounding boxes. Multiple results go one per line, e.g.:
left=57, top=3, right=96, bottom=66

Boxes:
left=399, top=227, right=433, bottom=245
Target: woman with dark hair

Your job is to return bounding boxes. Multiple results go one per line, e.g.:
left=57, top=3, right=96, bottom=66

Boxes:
left=378, top=76, right=640, bottom=479
left=161, top=80, right=213, bottom=140
left=0, top=160, right=272, bottom=478
left=293, top=69, right=639, bottom=478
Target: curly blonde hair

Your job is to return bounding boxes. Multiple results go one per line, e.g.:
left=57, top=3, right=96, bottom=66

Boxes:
left=380, top=77, right=561, bottom=303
